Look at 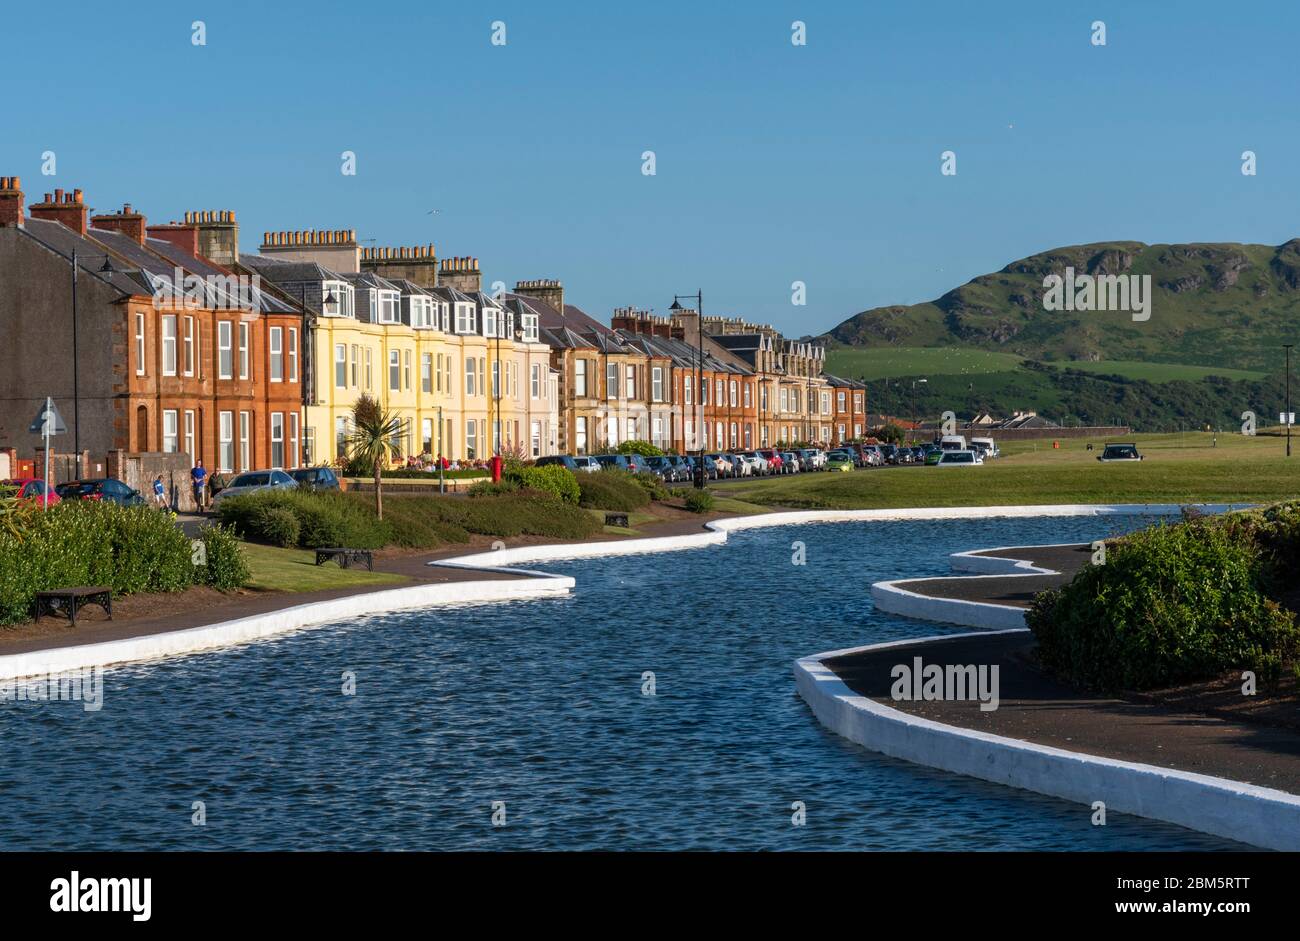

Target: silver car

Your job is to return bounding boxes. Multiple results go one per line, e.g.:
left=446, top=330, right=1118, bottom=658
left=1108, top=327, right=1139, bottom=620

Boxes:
left=212, top=469, right=298, bottom=506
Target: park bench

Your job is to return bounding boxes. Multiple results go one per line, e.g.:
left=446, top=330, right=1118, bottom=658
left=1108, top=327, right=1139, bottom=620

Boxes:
left=314, top=547, right=375, bottom=572
left=604, top=512, right=630, bottom=528
left=33, top=586, right=113, bottom=627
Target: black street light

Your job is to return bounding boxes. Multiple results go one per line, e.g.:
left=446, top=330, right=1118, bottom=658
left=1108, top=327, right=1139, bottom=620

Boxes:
left=911, top=378, right=927, bottom=443
left=669, top=291, right=705, bottom=489
left=70, top=249, right=118, bottom=459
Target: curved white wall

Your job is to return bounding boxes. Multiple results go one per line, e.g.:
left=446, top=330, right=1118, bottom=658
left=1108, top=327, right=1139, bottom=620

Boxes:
left=795, top=632, right=1300, bottom=851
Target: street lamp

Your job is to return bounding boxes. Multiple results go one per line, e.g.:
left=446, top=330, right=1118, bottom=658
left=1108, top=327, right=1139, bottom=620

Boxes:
left=70, top=249, right=118, bottom=459
left=669, top=291, right=705, bottom=489
left=911, top=378, right=927, bottom=443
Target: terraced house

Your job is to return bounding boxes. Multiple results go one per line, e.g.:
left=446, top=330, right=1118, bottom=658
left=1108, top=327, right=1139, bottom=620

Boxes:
left=0, top=180, right=303, bottom=475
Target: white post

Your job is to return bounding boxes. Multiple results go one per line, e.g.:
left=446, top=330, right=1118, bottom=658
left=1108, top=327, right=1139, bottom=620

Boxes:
left=42, top=396, right=52, bottom=510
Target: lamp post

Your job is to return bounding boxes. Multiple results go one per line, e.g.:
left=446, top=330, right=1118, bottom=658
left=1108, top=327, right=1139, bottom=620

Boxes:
left=668, top=291, right=704, bottom=489
left=69, top=250, right=117, bottom=462
left=911, top=378, right=927, bottom=443
left=1285, top=344, right=1294, bottom=458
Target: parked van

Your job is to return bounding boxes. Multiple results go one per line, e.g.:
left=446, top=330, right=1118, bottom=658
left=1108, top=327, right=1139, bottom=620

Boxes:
left=969, top=436, right=998, bottom=459
left=939, top=435, right=967, bottom=451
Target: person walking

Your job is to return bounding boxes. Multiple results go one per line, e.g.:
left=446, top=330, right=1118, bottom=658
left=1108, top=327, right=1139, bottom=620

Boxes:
left=191, top=460, right=207, bottom=512
left=151, top=474, right=166, bottom=509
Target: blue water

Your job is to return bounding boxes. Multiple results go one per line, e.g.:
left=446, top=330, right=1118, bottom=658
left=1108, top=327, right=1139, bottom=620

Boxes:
left=0, top=514, right=1246, bottom=850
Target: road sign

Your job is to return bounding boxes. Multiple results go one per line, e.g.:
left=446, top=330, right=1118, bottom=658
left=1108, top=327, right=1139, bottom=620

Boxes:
left=1281, top=412, right=1296, bottom=426
left=29, top=398, right=67, bottom=435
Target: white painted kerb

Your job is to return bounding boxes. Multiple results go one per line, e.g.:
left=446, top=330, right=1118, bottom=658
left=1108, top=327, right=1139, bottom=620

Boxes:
left=795, top=631, right=1300, bottom=851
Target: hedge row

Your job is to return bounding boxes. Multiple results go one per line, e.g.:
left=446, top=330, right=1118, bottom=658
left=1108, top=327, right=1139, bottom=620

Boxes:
left=0, top=502, right=247, bottom=624
left=577, top=471, right=650, bottom=512
left=1027, top=504, right=1300, bottom=691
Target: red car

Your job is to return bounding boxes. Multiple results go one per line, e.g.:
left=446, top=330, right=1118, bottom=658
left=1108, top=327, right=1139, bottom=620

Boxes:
left=1, top=477, right=61, bottom=506
left=756, top=449, right=785, bottom=474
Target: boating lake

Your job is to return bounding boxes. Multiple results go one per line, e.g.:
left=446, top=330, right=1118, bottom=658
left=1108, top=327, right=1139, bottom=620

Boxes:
left=0, top=515, right=1245, bottom=850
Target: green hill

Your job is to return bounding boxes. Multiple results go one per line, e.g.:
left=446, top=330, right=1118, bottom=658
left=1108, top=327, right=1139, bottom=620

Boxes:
left=822, top=240, right=1300, bottom=372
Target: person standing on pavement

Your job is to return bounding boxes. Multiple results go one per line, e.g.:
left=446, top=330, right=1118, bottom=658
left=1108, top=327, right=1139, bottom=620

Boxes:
left=191, top=460, right=207, bottom=512
left=151, top=474, right=166, bottom=509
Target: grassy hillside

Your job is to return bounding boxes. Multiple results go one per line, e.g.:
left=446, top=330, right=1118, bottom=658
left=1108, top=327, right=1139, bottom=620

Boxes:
left=823, top=240, right=1300, bottom=373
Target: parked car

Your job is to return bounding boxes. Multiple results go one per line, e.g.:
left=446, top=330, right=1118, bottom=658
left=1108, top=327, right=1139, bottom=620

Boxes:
left=536, top=455, right=581, bottom=472
left=825, top=449, right=855, bottom=472
left=895, top=447, right=914, bottom=465
left=55, top=477, right=147, bottom=506
left=666, top=455, right=693, bottom=480
left=594, top=454, right=633, bottom=472
left=880, top=444, right=899, bottom=464
left=1098, top=443, right=1144, bottom=462
left=737, top=453, right=767, bottom=476
left=799, top=448, right=826, bottom=470
left=935, top=450, right=983, bottom=467
left=702, top=454, right=731, bottom=478
left=910, top=446, right=927, bottom=463
left=1, top=477, right=60, bottom=506
left=756, top=449, right=785, bottom=474
left=641, top=456, right=684, bottom=482
left=780, top=451, right=802, bottom=472
left=571, top=456, right=602, bottom=473
left=970, top=436, right=999, bottom=459
left=210, top=469, right=298, bottom=506
left=939, top=435, right=968, bottom=451
left=860, top=445, right=885, bottom=467
left=289, top=467, right=341, bottom=492
left=924, top=446, right=944, bottom=466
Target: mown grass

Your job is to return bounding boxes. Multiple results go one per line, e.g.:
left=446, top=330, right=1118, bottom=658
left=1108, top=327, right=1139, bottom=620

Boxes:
left=724, top=432, right=1300, bottom=509
left=240, top=542, right=409, bottom=593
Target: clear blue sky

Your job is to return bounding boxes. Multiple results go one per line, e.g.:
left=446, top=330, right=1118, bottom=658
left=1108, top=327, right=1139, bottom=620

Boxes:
left=5, top=0, right=1297, bottom=336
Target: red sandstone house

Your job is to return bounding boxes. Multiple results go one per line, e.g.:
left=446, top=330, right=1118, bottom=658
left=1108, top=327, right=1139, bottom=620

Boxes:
left=0, top=177, right=305, bottom=478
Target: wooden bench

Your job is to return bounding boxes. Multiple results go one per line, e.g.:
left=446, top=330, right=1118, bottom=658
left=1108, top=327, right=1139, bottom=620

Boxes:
left=314, top=547, right=375, bottom=571
left=604, top=513, right=630, bottom=528
left=34, top=586, right=113, bottom=627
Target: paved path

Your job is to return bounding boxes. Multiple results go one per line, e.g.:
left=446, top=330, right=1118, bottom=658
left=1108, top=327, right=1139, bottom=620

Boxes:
left=825, top=541, right=1300, bottom=795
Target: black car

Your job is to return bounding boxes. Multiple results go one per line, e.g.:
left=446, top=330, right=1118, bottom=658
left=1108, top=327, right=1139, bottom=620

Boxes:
left=54, top=478, right=146, bottom=507
left=640, top=455, right=682, bottom=481
left=289, top=467, right=341, bottom=491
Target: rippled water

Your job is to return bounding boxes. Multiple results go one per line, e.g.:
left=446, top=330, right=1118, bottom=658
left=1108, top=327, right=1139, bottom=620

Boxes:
left=0, top=514, right=1245, bottom=850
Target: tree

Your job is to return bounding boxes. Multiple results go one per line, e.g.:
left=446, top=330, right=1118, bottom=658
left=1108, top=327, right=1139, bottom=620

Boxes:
left=344, top=394, right=405, bottom=520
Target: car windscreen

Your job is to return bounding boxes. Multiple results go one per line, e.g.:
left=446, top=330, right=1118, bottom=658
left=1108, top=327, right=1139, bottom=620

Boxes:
left=1104, top=447, right=1137, bottom=458
left=57, top=481, right=101, bottom=495
left=289, top=469, right=315, bottom=481
left=230, top=473, right=271, bottom=487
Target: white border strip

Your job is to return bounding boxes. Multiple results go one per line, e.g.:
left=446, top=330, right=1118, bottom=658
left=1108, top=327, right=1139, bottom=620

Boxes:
left=0, top=502, right=1250, bottom=679
left=795, top=631, right=1300, bottom=851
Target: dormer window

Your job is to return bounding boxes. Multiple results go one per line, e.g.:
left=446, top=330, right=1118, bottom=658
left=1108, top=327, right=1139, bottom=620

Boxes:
left=410, top=296, right=434, bottom=328
left=522, top=313, right=539, bottom=342
left=455, top=303, right=476, bottom=334
left=440, top=303, right=450, bottom=332
left=378, top=290, right=400, bottom=324
left=323, top=281, right=354, bottom=318
left=483, top=307, right=498, bottom=338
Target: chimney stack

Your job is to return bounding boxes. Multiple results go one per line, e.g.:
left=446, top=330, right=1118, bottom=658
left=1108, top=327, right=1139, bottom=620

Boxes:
left=513, top=277, right=564, bottom=315
left=185, top=209, right=240, bottom=266
left=360, top=242, right=438, bottom=288
left=29, top=186, right=88, bottom=235
left=438, top=255, right=483, bottom=294
left=0, top=176, right=23, bottom=228
left=91, top=203, right=148, bottom=245
left=147, top=221, right=201, bottom=256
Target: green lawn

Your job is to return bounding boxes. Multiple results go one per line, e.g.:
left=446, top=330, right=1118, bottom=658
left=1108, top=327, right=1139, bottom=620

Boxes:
left=723, top=432, right=1300, bottom=509
left=1046, top=359, right=1267, bottom=382
left=240, top=542, right=409, bottom=592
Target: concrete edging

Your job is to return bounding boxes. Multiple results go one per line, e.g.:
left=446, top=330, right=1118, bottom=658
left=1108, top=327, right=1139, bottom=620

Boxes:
left=795, top=631, right=1300, bottom=851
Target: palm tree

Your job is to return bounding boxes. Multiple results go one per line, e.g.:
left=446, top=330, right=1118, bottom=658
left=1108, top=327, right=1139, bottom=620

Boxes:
left=344, top=394, right=405, bottom=520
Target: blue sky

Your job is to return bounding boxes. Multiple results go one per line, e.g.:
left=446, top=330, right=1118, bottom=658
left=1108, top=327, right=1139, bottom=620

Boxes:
left=4, top=0, right=1298, bottom=336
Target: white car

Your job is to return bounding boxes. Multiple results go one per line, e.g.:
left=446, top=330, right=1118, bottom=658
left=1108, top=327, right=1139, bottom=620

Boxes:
left=935, top=450, right=983, bottom=467
left=571, top=456, right=602, bottom=473
left=804, top=448, right=827, bottom=469
left=212, top=469, right=298, bottom=505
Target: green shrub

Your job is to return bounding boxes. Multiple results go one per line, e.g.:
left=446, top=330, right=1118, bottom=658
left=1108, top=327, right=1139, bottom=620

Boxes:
left=249, top=505, right=301, bottom=548
left=684, top=489, right=715, bottom=514
left=631, top=471, right=670, bottom=502
left=217, top=490, right=389, bottom=549
left=467, top=478, right=521, bottom=498
left=199, top=523, right=250, bottom=591
left=507, top=465, right=580, bottom=504
left=578, top=471, right=649, bottom=511
left=1027, top=515, right=1300, bottom=691
left=0, top=501, right=204, bottom=624
left=615, top=440, right=664, bottom=457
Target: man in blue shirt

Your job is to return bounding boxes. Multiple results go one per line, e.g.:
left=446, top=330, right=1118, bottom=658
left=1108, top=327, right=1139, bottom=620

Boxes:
left=191, top=460, right=207, bottom=511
